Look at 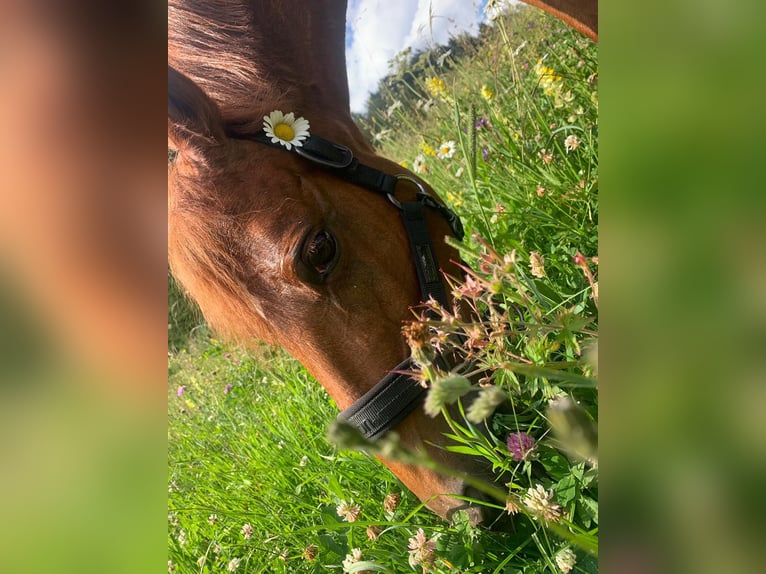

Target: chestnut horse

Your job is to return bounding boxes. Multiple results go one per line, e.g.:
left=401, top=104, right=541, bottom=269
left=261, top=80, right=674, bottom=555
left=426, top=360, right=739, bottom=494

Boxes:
left=168, top=0, right=597, bottom=525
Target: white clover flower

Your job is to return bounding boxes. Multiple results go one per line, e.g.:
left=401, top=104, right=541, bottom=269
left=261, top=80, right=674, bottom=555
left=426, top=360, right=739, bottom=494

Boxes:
left=555, top=547, right=577, bottom=573
left=263, top=110, right=310, bottom=150
left=227, top=557, right=241, bottom=572
left=342, top=548, right=363, bottom=572
left=241, top=523, right=254, bottom=539
left=336, top=499, right=361, bottom=522
left=564, top=134, right=581, bottom=153
left=523, top=484, right=562, bottom=523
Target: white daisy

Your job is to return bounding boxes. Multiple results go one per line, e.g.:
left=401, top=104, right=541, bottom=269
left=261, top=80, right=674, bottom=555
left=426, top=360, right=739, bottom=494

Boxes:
left=263, top=110, right=310, bottom=150
left=412, top=154, right=427, bottom=174
left=437, top=140, right=456, bottom=159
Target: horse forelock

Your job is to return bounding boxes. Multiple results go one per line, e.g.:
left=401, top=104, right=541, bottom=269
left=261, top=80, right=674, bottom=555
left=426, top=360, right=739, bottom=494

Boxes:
left=168, top=0, right=303, bottom=134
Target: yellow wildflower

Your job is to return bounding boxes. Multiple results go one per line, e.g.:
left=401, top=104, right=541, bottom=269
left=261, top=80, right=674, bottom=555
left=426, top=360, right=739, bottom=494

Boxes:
left=426, top=77, right=447, bottom=97
left=481, top=84, right=495, bottom=102
left=420, top=143, right=437, bottom=157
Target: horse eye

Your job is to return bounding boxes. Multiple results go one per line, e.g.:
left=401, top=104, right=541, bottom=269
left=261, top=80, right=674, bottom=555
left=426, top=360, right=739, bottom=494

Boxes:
left=300, top=229, right=339, bottom=279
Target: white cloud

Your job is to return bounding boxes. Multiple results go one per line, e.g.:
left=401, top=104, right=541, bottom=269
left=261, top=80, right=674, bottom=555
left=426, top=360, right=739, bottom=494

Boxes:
left=345, top=0, right=490, bottom=113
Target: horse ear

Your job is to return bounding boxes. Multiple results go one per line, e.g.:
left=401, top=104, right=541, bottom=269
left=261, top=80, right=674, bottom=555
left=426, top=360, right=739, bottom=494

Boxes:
left=168, top=66, right=226, bottom=161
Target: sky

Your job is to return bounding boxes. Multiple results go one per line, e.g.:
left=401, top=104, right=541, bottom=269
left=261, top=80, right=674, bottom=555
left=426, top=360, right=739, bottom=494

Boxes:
left=345, top=0, right=505, bottom=113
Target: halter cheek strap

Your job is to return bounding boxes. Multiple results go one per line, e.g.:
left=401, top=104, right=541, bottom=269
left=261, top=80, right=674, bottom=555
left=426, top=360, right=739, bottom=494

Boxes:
left=232, top=131, right=464, bottom=440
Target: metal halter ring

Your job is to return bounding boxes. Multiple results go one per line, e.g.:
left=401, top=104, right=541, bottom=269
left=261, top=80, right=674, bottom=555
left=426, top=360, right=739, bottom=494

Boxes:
left=387, top=174, right=432, bottom=209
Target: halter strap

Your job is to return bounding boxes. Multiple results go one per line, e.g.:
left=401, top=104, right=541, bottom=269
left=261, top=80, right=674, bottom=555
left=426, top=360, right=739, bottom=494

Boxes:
left=233, top=130, right=464, bottom=440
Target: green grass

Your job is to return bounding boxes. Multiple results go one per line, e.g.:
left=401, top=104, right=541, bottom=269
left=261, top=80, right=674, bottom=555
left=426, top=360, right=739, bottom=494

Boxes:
left=169, top=5, right=597, bottom=573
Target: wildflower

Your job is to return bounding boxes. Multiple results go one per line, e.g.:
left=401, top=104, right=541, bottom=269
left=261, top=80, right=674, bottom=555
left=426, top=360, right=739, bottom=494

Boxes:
left=474, top=116, right=490, bottom=129
left=437, top=140, right=456, bottom=159
left=522, top=484, right=562, bottom=523
left=366, top=525, right=382, bottom=540
left=481, top=147, right=490, bottom=162
left=538, top=149, right=553, bottom=164
left=425, top=77, right=447, bottom=97
left=168, top=512, right=179, bottom=527
left=213, top=544, right=221, bottom=554
left=386, top=99, right=402, bottom=117
left=453, top=274, right=484, bottom=299
left=336, top=499, right=361, bottom=522
left=402, top=320, right=434, bottom=369
left=420, top=143, right=437, bottom=157
left=555, top=548, right=577, bottom=573
left=506, top=432, right=537, bottom=461
left=302, top=544, right=318, bottom=561
left=424, top=375, right=473, bottom=417
left=466, top=386, right=508, bottom=423
left=342, top=548, right=363, bottom=572
left=168, top=560, right=175, bottom=572
left=412, top=154, right=427, bottom=174
left=177, top=529, right=187, bottom=547
left=241, top=523, right=254, bottom=539
left=263, top=110, right=310, bottom=150
left=536, top=186, right=546, bottom=197
left=408, top=528, right=437, bottom=571
left=505, top=496, right=522, bottom=515
left=529, top=251, right=546, bottom=278
left=227, top=557, right=241, bottom=572
left=480, top=84, right=495, bottom=102
left=399, top=160, right=409, bottom=169
left=224, top=383, right=232, bottom=394
left=383, top=493, right=401, bottom=514
left=455, top=166, right=464, bottom=178
left=564, top=134, right=581, bottom=153
left=176, top=385, right=186, bottom=397
left=534, top=59, right=563, bottom=95
left=208, top=513, right=218, bottom=525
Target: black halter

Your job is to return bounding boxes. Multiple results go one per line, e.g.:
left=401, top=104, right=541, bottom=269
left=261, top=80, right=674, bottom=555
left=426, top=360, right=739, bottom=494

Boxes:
left=234, top=130, right=464, bottom=440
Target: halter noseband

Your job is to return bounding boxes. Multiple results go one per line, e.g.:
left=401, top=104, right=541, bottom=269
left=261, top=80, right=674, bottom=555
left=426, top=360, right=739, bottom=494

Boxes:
left=233, top=130, right=464, bottom=440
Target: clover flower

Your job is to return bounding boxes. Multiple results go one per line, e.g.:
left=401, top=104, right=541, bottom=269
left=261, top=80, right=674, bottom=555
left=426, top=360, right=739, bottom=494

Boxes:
left=529, top=251, right=546, bottom=278
left=506, top=432, right=537, bottom=461
left=241, top=523, right=254, bottom=539
left=302, top=544, right=318, bottom=561
left=564, top=134, right=581, bottom=153
left=342, top=548, right=363, bottom=572
left=263, top=110, right=310, bottom=150
left=555, top=548, right=577, bottom=573
left=336, top=499, right=361, bottom=522
left=383, top=493, right=401, bottom=514
left=408, top=528, right=437, bottom=571
left=523, top=484, right=562, bottom=523
left=227, top=557, right=241, bottom=572
left=366, top=525, right=382, bottom=540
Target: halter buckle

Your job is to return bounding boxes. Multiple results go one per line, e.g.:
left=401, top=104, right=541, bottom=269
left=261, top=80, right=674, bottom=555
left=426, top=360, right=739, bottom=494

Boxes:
left=295, top=137, right=354, bottom=169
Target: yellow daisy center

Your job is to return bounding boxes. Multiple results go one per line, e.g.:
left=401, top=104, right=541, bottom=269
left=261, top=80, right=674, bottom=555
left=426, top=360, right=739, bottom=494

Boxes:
left=274, top=123, right=295, bottom=141
left=441, top=146, right=450, bottom=154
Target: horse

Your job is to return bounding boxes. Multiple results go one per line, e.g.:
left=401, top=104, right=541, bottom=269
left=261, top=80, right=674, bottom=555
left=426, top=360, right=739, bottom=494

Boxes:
left=168, top=0, right=597, bottom=525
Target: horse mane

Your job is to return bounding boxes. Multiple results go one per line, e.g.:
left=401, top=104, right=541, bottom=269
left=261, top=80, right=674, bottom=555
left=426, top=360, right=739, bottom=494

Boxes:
left=168, top=0, right=301, bottom=134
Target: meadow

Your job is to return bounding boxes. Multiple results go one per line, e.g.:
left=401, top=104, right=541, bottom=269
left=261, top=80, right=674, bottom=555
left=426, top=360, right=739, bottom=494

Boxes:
left=169, top=5, right=598, bottom=573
